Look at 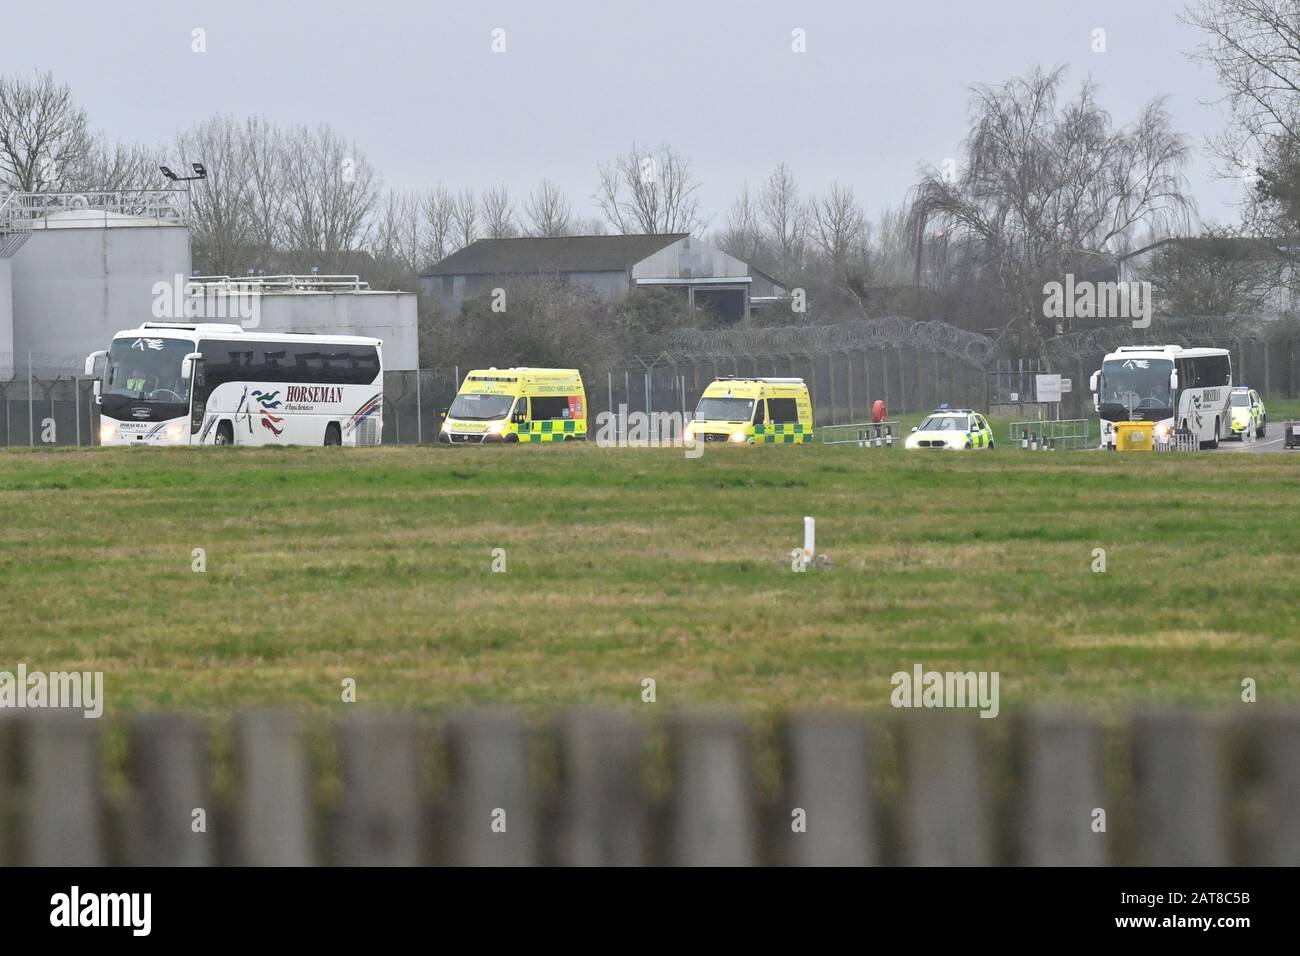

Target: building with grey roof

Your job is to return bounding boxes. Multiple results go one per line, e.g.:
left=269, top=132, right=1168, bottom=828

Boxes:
left=421, top=233, right=788, bottom=323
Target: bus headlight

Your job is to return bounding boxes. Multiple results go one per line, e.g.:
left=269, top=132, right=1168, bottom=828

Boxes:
left=729, top=429, right=747, bottom=443
left=165, top=422, right=187, bottom=441
left=99, top=420, right=118, bottom=443
left=1154, top=422, right=1172, bottom=441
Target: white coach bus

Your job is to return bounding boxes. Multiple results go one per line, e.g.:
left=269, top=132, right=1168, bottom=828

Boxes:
left=85, top=323, right=383, bottom=446
left=1089, top=345, right=1232, bottom=449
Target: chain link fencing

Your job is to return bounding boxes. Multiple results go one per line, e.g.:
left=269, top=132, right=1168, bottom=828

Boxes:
left=7, top=315, right=1300, bottom=447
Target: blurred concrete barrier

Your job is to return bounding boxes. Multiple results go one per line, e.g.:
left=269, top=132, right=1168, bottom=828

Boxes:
left=0, top=708, right=1295, bottom=866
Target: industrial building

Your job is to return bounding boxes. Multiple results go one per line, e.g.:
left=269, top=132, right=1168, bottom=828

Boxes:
left=185, top=275, right=418, bottom=369
left=0, top=190, right=191, bottom=375
left=421, top=233, right=788, bottom=323
left=0, top=189, right=420, bottom=376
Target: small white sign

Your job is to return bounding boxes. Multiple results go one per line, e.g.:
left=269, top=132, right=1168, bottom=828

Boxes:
left=1036, top=374, right=1062, bottom=403
left=1009, top=392, right=1019, bottom=402
left=1060, top=378, right=1072, bottom=393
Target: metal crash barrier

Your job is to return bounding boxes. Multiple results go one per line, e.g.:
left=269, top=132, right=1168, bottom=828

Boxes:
left=1009, top=419, right=1091, bottom=451
left=820, top=421, right=901, bottom=447
left=1155, top=427, right=1199, bottom=453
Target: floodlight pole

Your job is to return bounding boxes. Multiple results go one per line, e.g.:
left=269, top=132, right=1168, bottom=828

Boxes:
left=160, top=165, right=207, bottom=277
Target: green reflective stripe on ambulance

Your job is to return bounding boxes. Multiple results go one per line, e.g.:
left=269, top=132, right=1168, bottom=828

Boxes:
left=755, top=421, right=812, bottom=443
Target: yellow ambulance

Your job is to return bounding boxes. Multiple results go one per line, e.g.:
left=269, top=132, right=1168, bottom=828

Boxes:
left=439, top=368, right=587, bottom=443
left=685, top=376, right=814, bottom=444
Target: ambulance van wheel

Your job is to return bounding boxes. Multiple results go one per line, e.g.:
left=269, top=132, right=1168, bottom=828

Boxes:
left=215, top=421, right=233, bottom=446
left=504, top=434, right=519, bottom=443
left=324, top=423, right=342, bottom=446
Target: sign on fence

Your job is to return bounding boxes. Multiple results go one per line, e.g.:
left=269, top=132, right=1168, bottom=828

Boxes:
left=1035, top=374, right=1062, bottom=403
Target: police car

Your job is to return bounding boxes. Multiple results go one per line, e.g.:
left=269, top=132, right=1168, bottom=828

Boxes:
left=1228, top=386, right=1266, bottom=440
left=904, top=407, right=994, bottom=450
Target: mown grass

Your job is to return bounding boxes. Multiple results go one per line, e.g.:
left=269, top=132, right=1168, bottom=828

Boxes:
left=1, top=439, right=1298, bottom=719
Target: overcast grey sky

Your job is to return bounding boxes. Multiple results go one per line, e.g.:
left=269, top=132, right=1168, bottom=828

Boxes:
left=0, top=0, right=1242, bottom=232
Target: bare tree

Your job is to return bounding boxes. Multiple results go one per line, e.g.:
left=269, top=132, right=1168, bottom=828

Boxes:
left=450, top=188, right=479, bottom=250
left=176, top=115, right=255, bottom=276
left=242, top=116, right=288, bottom=258
left=1183, top=1, right=1300, bottom=252
left=595, top=143, right=703, bottom=234
left=0, top=71, right=93, bottom=191
left=481, top=184, right=516, bottom=239
left=810, top=182, right=867, bottom=266
left=68, top=138, right=164, bottom=193
left=871, top=206, right=918, bottom=286
left=719, top=182, right=764, bottom=263
left=908, top=66, right=1192, bottom=353
left=281, top=124, right=379, bottom=270
left=1137, top=229, right=1283, bottom=315
left=523, top=178, right=573, bottom=237
left=371, top=188, right=427, bottom=275
left=423, top=185, right=456, bottom=263
left=760, top=163, right=807, bottom=277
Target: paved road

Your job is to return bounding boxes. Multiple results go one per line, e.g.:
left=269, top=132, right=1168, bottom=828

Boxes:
left=1213, top=429, right=1292, bottom=454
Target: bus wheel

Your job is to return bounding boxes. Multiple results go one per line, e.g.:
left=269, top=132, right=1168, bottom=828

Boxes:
left=214, top=422, right=233, bottom=446
left=324, top=423, right=342, bottom=446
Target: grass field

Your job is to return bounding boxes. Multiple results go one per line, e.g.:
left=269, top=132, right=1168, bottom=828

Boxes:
left=2, top=435, right=1299, bottom=718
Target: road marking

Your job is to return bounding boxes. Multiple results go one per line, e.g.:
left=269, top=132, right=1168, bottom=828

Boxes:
left=1222, top=437, right=1284, bottom=452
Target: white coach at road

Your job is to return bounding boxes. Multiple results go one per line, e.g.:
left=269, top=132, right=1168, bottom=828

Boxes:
left=85, top=322, right=384, bottom=447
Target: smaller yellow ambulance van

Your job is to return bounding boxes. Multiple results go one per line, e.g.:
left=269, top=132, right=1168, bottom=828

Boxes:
left=685, top=376, right=814, bottom=445
left=440, top=368, right=587, bottom=443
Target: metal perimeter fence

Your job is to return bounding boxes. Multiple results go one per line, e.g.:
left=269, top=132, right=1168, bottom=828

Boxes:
left=1, top=708, right=1297, bottom=866
left=6, top=316, right=1300, bottom=446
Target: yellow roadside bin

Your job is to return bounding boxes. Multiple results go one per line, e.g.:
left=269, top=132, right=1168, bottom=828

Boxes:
left=1114, top=421, right=1154, bottom=452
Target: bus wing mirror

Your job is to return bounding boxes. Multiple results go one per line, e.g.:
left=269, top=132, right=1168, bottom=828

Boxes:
left=92, top=380, right=101, bottom=401
left=1169, top=370, right=1179, bottom=390
left=84, top=350, right=106, bottom=377
left=1088, top=371, right=1099, bottom=394
left=180, top=352, right=203, bottom=380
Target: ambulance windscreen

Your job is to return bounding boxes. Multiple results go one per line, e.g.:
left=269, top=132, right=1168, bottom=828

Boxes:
left=449, top=393, right=514, bottom=420
left=695, top=397, right=755, bottom=422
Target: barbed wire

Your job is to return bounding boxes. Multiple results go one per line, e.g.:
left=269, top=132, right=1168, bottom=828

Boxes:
left=664, top=316, right=998, bottom=368
left=661, top=313, right=1288, bottom=372
left=1045, top=315, right=1275, bottom=365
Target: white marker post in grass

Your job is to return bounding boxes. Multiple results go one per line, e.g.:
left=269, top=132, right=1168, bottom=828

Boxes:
left=803, top=516, right=815, bottom=570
